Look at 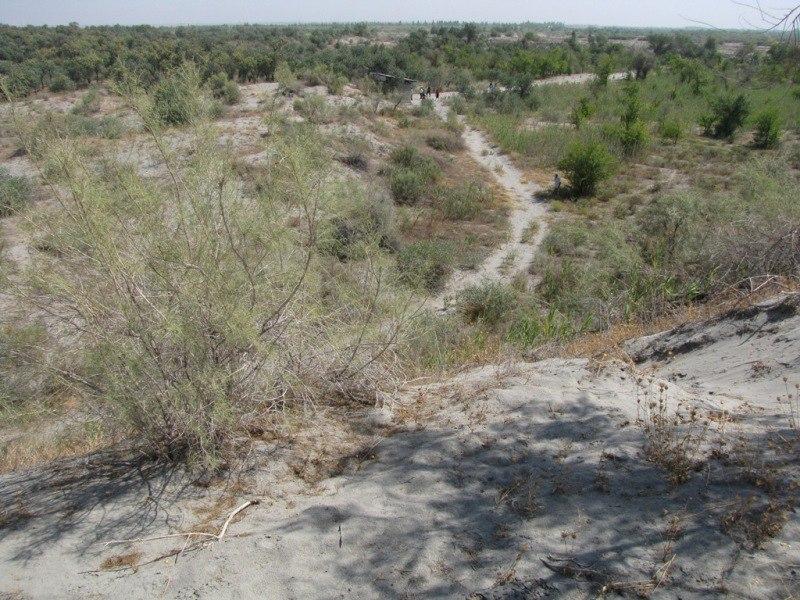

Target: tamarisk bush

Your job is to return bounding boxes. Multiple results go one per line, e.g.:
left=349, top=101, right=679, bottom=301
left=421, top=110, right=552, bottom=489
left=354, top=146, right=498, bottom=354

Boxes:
left=15, top=120, right=413, bottom=469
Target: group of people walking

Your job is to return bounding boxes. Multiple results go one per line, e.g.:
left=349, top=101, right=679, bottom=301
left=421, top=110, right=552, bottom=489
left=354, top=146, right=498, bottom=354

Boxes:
left=419, top=85, right=442, bottom=100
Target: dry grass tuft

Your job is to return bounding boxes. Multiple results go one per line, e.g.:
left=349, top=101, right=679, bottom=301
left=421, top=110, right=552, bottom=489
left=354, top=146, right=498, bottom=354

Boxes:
left=100, top=550, right=142, bottom=571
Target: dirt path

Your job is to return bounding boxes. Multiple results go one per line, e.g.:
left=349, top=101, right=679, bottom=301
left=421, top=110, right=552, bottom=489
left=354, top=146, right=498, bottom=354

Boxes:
left=420, top=94, right=549, bottom=310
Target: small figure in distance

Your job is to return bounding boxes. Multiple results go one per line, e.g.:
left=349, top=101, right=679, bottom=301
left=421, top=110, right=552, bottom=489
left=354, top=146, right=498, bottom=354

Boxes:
left=553, top=173, right=562, bottom=194
left=427, top=85, right=431, bottom=95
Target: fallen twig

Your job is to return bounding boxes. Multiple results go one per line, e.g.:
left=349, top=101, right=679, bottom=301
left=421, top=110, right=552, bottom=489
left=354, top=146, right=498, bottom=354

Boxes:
left=105, top=499, right=260, bottom=548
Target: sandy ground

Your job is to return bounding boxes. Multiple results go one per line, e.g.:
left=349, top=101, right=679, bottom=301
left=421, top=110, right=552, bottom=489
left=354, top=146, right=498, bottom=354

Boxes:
left=1, top=293, right=798, bottom=599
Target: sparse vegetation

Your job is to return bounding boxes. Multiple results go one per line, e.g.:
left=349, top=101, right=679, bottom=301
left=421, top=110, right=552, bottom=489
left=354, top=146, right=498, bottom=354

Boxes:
left=0, top=168, right=33, bottom=216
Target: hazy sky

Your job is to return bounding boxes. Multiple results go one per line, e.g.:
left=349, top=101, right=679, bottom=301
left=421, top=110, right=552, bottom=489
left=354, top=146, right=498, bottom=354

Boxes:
left=0, top=0, right=775, bottom=29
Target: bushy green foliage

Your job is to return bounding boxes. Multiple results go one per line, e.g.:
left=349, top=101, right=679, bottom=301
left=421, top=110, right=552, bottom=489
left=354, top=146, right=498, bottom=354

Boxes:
left=0, top=167, right=32, bottom=216
left=425, top=133, right=464, bottom=152
left=320, top=188, right=396, bottom=260
left=16, top=127, right=409, bottom=468
left=70, top=86, right=101, bottom=116
left=657, top=118, right=684, bottom=143
left=390, top=169, right=427, bottom=205
left=611, top=83, right=650, bottom=156
left=293, top=93, right=332, bottom=124
left=48, top=73, right=76, bottom=93
left=752, top=109, right=781, bottom=149
left=387, top=146, right=440, bottom=204
left=274, top=60, right=300, bottom=95
left=397, top=240, right=453, bottom=291
left=438, top=181, right=488, bottom=220
left=558, top=140, right=615, bottom=196
left=208, top=72, right=241, bottom=104
left=412, top=98, right=435, bottom=117
left=700, top=93, right=750, bottom=139
left=458, top=281, right=515, bottom=327
left=305, top=63, right=346, bottom=94
left=151, top=66, right=207, bottom=126
left=571, top=96, right=593, bottom=129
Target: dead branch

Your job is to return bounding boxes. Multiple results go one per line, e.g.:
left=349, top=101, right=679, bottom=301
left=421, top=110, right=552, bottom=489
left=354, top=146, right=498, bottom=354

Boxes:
left=105, top=499, right=260, bottom=548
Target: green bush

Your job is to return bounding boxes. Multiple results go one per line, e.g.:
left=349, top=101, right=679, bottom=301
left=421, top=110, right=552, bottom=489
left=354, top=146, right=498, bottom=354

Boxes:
left=0, top=168, right=33, bottom=216
left=208, top=72, right=241, bottom=105
left=320, top=191, right=396, bottom=260
left=558, top=140, right=615, bottom=197
left=17, top=129, right=408, bottom=468
left=571, top=97, right=593, bottom=129
left=657, top=118, right=684, bottom=143
left=390, top=169, right=427, bottom=205
left=70, top=86, right=101, bottom=116
left=426, top=133, right=464, bottom=152
left=151, top=66, right=206, bottom=126
left=449, top=95, right=467, bottom=115
left=752, top=109, right=781, bottom=149
left=48, top=73, right=75, bottom=93
left=412, top=98, right=435, bottom=117
left=275, top=60, right=300, bottom=95
left=293, top=94, right=332, bottom=124
left=397, top=240, right=453, bottom=291
left=458, top=281, right=515, bottom=327
left=701, top=93, right=750, bottom=139
left=438, top=181, right=487, bottom=220
left=507, top=308, right=579, bottom=348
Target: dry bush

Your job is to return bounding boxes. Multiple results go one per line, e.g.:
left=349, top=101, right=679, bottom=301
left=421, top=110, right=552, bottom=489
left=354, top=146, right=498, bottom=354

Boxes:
left=11, top=120, right=414, bottom=469
left=721, top=495, right=791, bottom=550
left=638, top=382, right=708, bottom=486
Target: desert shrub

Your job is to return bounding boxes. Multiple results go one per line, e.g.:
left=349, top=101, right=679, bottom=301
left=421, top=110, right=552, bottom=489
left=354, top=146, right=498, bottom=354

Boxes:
left=449, top=95, right=467, bottom=115
left=320, top=188, right=396, bottom=260
left=208, top=72, right=241, bottom=105
left=293, top=93, right=332, bottom=124
left=397, top=240, right=453, bottom=291
left=558, top=140, right=615, bottom=196
left=389, top=169, right=427, bottom=205
left=458, top=281, right=515, bottom=327
left=387, top=145, right=441, bottom=204
left=275, top=60, right=300, bottom=95
left=701, top=93, right=750, bottom=139
left=426, top=133, right=464, bottom=152
left=542, top=221, right=590, bottom=256
left=70, top=86, right=101, bottom=116
left=48, top=73, right=75, bottom=93
left=570, top=97, right=593, bottom=129
left=438, top=181, right=487, bottom=220
left=16, top=128, right=409, bottom=469
left=151, top=66, right=207, bottom=126
left=0, top=323, right=53, bottom=421
left=304, top=64, right=347, bottom=95
left=412, top=98, right=435, bottom=117
left=608, top=83, right=650, bottom=157
left=507, top=308, right=580, bottom=347
left=752, top=109, right=781, bottom=149
left=657, top=118, right=684, bottom=143
left=0, top=168, right=33, bottom=217
left=444, top=110, right=464, bottom=134
left=472, top=114, right=579, bottom=167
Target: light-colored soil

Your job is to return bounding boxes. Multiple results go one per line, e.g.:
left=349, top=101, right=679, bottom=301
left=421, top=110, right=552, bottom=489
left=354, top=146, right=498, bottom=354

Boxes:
left=1, top=293, right=798, bottom=599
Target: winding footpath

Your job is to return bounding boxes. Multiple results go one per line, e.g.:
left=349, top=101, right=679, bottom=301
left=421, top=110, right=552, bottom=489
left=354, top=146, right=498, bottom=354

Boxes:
left=422, top=94, right=548, bottom=311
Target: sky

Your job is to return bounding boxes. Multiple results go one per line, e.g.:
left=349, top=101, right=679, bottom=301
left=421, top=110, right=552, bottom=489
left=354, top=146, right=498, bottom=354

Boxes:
left=0, top=0, right=776, bottom=29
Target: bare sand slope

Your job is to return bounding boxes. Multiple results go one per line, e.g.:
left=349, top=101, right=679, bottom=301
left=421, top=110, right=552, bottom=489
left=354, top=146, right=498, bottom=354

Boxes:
left=2, top=294, right=798, bottom=599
